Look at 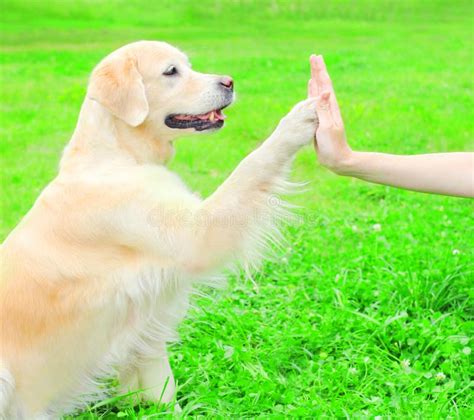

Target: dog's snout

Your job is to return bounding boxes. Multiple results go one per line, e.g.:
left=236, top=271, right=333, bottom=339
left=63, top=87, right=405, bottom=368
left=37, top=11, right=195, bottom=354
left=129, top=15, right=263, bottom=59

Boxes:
left=219, top=76, right=234, bottom=91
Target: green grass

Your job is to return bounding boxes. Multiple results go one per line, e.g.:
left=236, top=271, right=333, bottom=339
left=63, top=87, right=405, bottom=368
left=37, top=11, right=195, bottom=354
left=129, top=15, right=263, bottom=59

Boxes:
left=1, top=0, right=473, bottom=418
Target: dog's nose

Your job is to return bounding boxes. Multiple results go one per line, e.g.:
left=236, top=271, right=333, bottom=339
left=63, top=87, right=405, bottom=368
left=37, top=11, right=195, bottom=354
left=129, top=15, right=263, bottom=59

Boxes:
left=219, top=76, right=234, bottom=91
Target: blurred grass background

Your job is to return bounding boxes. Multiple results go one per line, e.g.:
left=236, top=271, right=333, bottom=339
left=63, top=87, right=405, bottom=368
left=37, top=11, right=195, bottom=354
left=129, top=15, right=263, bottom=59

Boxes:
left=1, top=0, right=473, bottom=418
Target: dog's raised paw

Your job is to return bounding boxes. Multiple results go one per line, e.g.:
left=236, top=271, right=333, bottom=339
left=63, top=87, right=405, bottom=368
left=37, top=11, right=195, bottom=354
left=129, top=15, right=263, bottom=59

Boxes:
left=277, top=98, right=319, bottom=147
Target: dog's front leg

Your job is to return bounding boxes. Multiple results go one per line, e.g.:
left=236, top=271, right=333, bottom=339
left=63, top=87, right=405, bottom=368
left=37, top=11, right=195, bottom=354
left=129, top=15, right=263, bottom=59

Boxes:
left=138, top=344, right=176, bottom=404
left=107, top=98, right=317, bottom=274
left=118, top=343, right=176, bottom=405
left=176, top=97, right=318, bottom=273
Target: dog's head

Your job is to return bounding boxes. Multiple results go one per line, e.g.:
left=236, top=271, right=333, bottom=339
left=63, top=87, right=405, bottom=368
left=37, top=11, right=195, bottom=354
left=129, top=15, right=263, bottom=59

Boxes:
left=87, top=41, right=234, bottom=137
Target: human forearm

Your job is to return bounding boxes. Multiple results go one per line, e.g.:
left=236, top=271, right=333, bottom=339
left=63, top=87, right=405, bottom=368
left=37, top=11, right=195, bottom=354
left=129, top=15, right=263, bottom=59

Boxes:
left=336, top=151, right=474, bottom=197
left=309, top=55, right=474, bottom=198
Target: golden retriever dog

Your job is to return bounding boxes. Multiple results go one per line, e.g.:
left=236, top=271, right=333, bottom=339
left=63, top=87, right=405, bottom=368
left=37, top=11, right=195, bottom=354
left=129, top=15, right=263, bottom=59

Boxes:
left=0, top=40, right=317, bottom=418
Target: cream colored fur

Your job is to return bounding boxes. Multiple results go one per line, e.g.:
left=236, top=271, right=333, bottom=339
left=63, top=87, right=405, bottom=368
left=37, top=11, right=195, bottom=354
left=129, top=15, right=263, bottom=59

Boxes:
left=0, top=40, right=318, bottom=418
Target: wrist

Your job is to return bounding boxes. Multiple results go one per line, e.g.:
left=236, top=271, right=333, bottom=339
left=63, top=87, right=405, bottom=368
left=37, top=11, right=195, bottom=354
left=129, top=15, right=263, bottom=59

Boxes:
left=324, top=149, right=358, bottom=176
left=334, top=150, right=359, bottom=175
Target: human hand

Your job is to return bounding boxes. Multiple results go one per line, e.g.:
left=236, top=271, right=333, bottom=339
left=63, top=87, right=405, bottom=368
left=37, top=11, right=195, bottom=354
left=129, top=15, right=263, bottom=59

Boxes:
left=307, top=56, right=474, bottom=197
left=308, top=55, right=353, bottom=173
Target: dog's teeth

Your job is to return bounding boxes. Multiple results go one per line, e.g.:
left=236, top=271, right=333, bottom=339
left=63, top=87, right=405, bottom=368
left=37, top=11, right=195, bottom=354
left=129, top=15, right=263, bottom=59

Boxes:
left=209, top=112, right=215, bottom=122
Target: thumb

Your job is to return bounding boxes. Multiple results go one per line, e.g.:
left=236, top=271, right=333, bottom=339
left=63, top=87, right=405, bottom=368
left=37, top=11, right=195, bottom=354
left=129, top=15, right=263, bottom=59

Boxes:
left=307, top=78, right=317, bottom=97
left=315, top=91, right=334, bottom=126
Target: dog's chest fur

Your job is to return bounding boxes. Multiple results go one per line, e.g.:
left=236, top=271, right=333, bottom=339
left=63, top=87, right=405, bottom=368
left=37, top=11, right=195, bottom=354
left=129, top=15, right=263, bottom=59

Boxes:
left=108, top=265, right=192, bottom=364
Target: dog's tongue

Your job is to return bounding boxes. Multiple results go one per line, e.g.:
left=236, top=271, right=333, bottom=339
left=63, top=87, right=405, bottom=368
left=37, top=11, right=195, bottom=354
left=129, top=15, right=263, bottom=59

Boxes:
left=198, top=110, right=226, bottom=121
left=214, top=109, right=225, bottom=121
left=175, top=109, right=226, bottom=122
left=198, top=112, right=211, bottom=121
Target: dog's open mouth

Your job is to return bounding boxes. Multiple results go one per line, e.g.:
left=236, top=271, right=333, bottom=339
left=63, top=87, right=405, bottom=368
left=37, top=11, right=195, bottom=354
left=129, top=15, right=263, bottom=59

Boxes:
left=165, top=108, right=227, bottom=131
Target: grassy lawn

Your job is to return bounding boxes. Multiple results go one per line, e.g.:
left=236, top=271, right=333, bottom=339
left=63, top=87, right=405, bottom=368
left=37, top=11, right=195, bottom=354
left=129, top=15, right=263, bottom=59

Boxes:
left=1, top=0, right=473, bottom=418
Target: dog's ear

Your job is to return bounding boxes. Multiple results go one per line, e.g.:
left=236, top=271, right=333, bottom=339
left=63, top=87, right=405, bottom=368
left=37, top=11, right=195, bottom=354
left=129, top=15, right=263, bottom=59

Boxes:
left=87, top=54, right=149, bottom=127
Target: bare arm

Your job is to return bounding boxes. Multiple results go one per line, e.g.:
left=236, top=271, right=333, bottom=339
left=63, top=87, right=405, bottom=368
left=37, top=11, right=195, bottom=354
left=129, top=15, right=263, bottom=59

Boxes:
left=308, top=55, right=474, bottom=198
left=340, top=151, right=473, bottom=197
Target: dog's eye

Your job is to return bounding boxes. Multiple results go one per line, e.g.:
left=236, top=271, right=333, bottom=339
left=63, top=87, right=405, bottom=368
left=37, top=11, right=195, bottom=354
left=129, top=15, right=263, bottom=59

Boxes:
left=163, top=65, right=178, bottom=76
